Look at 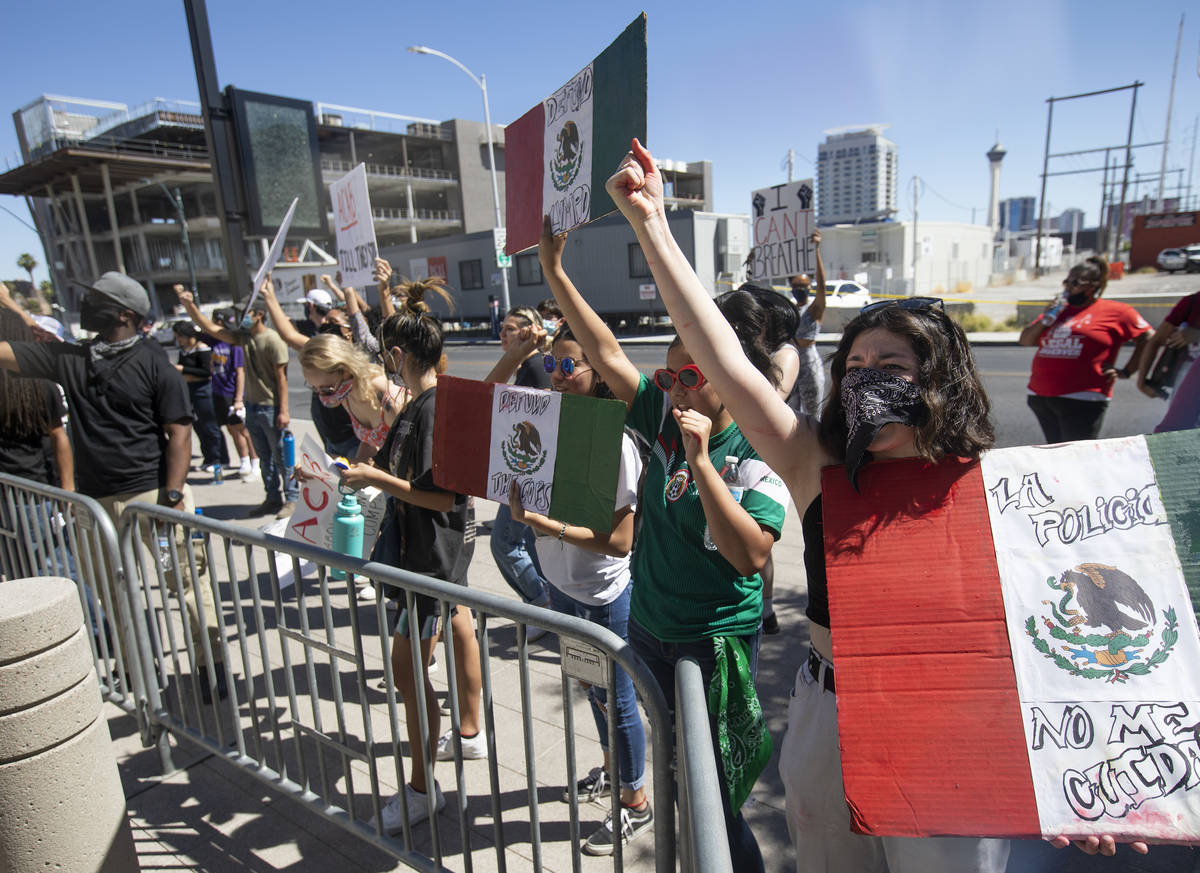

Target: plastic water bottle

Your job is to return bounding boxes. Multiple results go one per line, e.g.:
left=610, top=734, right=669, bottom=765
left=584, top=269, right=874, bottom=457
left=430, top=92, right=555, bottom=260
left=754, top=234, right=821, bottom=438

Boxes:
left=212, top=463, right=223, bottom=484
left=192, top=508, right=205, bottom=540
left=282, top=430, right=295, bottom=469
left=1041, top=292, right=1068, bottom=326
left=330, top=492, right=364, bottom=582
left=703, top=456, right=744, bottom=551
left=156, top=527, right=173, bottom=573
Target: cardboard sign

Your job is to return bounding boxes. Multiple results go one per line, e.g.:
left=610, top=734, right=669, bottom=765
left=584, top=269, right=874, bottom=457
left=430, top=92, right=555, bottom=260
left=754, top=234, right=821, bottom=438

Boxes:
left=284, top=433, right=387, bottom=556
left=749, top=180, right=814, bottom=282
left=246, top=196, right=299, bottom=310
left=330, top=164, right=378, bottom=288
left=504, top=15, right=647, bottom=254
left=823, top=430, right=1200, bottom=843
left=431, top=375, right=626, bottom=532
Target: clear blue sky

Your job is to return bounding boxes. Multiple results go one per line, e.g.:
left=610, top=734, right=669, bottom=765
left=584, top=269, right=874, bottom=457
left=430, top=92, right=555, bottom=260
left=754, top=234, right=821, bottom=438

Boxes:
left=2, top=0, right=1197, bottom=286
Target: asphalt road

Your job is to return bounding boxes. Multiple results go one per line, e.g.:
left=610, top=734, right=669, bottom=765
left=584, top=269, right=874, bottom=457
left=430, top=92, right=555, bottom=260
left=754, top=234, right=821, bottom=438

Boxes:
left=287, top=341, right=1172, bottom=448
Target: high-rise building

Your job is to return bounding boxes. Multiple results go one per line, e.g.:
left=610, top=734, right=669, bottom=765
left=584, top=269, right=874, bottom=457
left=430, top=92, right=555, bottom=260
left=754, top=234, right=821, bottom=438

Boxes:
left=1058, top=208, right=1085, bottom=234
left=816, top=125, right=898, bottom=225
left=1000, top=196, right=1036, bottom=233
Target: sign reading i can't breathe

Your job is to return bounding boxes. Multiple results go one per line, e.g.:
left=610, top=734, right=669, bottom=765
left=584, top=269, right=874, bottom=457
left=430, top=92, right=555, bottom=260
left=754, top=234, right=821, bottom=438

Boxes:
left=749, top=180, right=814, bottom=282
left=330, top=163, right=378, bottom=288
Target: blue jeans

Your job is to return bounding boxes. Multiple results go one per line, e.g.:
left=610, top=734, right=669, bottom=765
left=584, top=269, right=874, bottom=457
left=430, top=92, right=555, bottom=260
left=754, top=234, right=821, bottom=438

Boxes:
left=189, top=382, right=227, bottom=466
left=490, top=503, right=549, bottom=605
left=628, top=616, right=764, bottom=873
left=245, top=403, right=298, bottom=504
left=548, top=585, right=645, bottom=792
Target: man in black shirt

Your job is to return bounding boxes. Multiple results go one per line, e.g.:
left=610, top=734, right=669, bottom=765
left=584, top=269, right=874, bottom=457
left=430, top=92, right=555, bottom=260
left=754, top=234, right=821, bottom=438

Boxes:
left=0, top=272, right=223, bottom=679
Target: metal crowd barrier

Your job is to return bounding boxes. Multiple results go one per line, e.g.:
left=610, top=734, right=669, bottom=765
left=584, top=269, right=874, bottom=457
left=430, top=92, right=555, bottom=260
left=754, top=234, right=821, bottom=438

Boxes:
left=118, top=501, right=677, bottom=873
left=0, top=473, right=151, bottom=731
left=675, top=658, right=733, bottom=873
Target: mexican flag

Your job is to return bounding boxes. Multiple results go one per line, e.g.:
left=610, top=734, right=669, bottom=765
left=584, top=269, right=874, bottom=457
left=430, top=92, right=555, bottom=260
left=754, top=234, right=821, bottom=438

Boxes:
left=504, top=14, right=647, bottom=255
left=823, top=429, right=1200, bottom=843
left=431, top=375, right=627, bottom=532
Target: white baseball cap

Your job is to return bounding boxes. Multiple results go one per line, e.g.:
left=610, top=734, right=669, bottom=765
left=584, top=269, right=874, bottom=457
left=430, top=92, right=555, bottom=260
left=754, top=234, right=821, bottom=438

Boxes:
left=305, top=288, right=334, bottom=308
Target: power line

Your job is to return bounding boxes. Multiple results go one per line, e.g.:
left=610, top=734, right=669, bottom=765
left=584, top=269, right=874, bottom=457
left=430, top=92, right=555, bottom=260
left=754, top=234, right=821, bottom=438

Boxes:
left=916, top=178, right=976, bottom=213
left=0, top=202, right=38, bottom=233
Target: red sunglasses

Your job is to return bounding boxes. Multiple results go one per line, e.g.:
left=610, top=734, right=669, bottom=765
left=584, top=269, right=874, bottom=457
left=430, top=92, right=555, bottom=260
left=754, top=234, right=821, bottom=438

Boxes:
left=653, top=365, right=706, bottom=392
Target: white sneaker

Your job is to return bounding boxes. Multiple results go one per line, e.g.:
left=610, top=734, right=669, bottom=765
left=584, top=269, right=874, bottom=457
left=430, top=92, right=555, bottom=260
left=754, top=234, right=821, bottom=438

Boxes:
left=525, top=624, right=548, bottom=643
left=238, top=458, right=253, bottom=477
left=250, top=458, right=261, bottom=474
left=381, top=781, right=445, bottom=832
left=357, top=583, right=377, bottom=600
left=435, top=729, right=488, bottom=761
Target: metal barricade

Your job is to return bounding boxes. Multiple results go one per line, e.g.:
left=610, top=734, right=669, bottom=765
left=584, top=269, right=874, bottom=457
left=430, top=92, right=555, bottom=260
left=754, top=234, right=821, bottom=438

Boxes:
left=675, top=658, right=733, bottom=873
left=0, top=473, right=151, bottom=729
left=119, top=501, right=676, bottom=873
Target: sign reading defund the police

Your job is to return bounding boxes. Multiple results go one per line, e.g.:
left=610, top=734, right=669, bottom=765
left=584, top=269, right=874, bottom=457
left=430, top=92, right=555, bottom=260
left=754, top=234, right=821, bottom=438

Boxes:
left=330, top=163, right=378, bottom=288
left=822, top=429, right=1200, bottom=843
left=749, top=180, right=814, bottom=283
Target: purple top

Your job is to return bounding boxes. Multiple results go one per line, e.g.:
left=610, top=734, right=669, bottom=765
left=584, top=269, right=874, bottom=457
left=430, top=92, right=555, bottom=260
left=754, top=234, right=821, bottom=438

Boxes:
left=209, top=341, right=243, bottom=397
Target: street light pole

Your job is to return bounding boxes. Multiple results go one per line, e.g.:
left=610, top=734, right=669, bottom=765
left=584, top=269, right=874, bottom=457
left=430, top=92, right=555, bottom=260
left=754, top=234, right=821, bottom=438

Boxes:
left=408, top=45, right=510, bottom=313
left=145, top=178, right=199, bottom=299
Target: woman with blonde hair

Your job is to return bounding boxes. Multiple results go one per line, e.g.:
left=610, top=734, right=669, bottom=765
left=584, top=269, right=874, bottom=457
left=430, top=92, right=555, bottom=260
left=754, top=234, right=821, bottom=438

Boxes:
left=297, top=333, right=408, bottom=463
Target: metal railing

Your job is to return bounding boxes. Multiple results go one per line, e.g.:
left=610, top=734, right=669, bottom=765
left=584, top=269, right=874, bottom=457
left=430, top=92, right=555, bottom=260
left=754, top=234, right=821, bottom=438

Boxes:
left=0, top=474, right=150, bottom=728
left=118, top=501, right=676, bottom=873
left=372, top=206, right=461, bottom=223
left=675, top=659, right=733, bottom=873
left=321, top=158, right=457, bottom=182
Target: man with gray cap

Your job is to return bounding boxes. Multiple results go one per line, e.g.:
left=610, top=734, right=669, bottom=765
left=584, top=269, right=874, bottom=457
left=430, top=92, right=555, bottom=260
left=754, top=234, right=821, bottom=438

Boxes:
left=0, top=271, right=225, bottom=696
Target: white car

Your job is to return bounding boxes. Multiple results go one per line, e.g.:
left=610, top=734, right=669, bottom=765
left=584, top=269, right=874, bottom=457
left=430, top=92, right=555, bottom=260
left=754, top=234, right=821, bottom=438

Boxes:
left=822, top=280, right=873, bottom=308
left=1157, top=249, right=1189, bottom=272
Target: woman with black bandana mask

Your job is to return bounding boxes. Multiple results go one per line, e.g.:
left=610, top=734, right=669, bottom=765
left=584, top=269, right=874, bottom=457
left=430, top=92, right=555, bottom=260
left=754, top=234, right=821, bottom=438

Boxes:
left=605, top=139, right=1027, bottom=872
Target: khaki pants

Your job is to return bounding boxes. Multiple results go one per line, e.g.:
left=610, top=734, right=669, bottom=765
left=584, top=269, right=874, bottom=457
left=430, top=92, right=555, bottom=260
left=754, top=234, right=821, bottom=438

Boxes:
left=99, top=484, right=222, bottom=669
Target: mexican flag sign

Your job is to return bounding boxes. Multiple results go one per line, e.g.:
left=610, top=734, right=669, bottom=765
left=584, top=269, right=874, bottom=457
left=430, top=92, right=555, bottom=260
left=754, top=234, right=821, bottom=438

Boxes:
left=823, top=429, right=1200, bottom=843
left=504, top=14, right=647, bottom=255
left=431, top=375, right=627, bottom=532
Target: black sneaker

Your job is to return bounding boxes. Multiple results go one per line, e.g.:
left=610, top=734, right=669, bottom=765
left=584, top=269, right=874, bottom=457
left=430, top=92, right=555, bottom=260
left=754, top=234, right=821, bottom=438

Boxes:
left=562, top=766, right=610, bottom=804
left=762, top=611, right=780, bottom=635
left=582, top=802, right=653, bottom=856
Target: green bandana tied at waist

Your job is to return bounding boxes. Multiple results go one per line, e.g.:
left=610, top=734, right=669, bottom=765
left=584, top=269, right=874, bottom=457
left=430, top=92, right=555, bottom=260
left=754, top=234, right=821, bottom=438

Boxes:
left=707, top=635, right=772, bottom=810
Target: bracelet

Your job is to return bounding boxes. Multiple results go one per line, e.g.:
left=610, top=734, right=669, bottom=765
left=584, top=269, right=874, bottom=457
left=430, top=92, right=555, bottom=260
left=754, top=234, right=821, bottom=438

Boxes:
left=558, top=522, right=567, bottom=541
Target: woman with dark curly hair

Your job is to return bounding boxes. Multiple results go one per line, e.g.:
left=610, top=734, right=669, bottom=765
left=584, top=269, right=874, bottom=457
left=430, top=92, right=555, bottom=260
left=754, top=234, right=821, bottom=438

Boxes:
left=605, top=138, right=1014, bottom=873
left=1019, top=255, right=1153, bottom=443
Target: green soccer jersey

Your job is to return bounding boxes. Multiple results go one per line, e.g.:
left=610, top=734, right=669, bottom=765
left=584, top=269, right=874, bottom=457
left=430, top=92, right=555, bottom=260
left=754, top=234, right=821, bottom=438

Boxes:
left=626, top=374, right=789, bottom=642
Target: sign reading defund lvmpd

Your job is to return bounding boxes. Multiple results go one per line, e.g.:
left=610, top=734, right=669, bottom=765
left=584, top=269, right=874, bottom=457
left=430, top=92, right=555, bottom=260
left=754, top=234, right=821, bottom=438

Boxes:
left=330, top=163, right=378, bottom=288
left=749, top=180, right=815, bottom=283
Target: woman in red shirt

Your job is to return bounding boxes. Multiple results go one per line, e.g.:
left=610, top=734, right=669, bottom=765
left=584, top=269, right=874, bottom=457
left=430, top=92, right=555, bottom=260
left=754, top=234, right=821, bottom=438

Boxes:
left=1018, top=256, right=1153, bottom=442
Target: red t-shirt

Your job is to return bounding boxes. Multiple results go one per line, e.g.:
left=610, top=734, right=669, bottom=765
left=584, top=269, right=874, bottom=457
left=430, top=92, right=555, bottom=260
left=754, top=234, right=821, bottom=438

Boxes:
left=1165, top=291, right=1200, bottom=327
left=1028, top=298, right=1150, bottom=399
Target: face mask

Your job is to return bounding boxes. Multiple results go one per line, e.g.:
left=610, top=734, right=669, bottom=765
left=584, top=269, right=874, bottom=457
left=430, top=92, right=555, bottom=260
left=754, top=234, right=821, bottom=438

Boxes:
left=80, top=297, right=127, bottom=334
left=1066, top=292, right=1090, bottom=307
left=840, top=367, right=926, bottom=489
left=240, top=313, right=256, bottom=330
left=792, top=287, right=810, bottom=306
left=316, top=380, right=355, bottom=408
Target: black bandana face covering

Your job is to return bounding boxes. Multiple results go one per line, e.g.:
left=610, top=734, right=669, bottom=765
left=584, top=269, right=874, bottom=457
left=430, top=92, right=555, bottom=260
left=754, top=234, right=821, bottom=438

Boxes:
left=840, top=367, right=926, bottom=489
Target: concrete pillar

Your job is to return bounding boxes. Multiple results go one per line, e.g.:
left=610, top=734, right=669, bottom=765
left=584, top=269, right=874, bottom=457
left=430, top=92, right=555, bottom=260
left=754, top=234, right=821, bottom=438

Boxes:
left=0, top=577, right=139, bottom=873
left=100, top=164, right=125, bottom=274
left=70, top=174, right=100, bottom=278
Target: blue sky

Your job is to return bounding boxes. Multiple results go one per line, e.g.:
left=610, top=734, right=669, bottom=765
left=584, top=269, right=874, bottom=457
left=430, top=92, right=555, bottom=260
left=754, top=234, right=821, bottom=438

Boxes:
left=2, top=0, right=1197, bottom=286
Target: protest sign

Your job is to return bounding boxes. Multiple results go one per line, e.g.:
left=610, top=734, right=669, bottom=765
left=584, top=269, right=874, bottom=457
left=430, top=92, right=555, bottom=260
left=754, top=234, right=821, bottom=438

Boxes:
left=748, top=180, right=814, bottom=283
left=431, top=375, right=626, bottom=532
left=823, top=429, right=1200, bottom=842
left=245, top=196, right=299, bottom=311
left=504, top=14, right=646, bottom=255
left=283, top=433, right=387, bottom=561
left=330, top=164, right=378, bottom=288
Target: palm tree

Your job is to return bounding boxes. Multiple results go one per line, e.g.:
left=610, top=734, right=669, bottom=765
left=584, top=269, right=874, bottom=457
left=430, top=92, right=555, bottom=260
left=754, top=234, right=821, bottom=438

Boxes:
left=16, top=253, right=37, bottom=288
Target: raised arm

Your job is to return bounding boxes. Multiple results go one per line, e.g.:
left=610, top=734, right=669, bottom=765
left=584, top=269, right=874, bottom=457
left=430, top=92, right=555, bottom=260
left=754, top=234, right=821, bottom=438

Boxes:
left=374, top=259, right=396, bottom=320
left=0, top=282, right=37, bottom=329
left=173, top=285, right=239, bottom=346
left=258, top=277, right=308, bottom=352
left=538, top=217, right=641, bottom=405
left=606, top=139, right=824, bottom=498
left=485, top=328, right=545, bottom=384
left=808, top=229, right=827, bottom=324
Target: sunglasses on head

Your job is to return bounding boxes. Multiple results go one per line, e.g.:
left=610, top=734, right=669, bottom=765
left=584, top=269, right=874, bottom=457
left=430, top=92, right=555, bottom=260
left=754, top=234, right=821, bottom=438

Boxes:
left=860, top=296, right=945, bottom=315
left=543, top=354, right=587, bottom=376
left=1064, top=277, right=1098, bottom=287
left=653, top=364, right=706, bottom=392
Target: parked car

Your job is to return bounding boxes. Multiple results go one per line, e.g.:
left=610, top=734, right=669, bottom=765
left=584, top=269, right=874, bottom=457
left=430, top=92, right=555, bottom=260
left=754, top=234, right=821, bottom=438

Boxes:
left=1157, top=248, right=1189, bottom=272
left=1185, top=244, right=1200, bottom=273
left=823, top=280, right=873, bottom=308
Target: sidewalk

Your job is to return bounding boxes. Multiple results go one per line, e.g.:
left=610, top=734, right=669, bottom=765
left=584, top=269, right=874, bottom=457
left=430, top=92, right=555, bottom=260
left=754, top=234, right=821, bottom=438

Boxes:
left=102, top=417, right=1194, bottom=873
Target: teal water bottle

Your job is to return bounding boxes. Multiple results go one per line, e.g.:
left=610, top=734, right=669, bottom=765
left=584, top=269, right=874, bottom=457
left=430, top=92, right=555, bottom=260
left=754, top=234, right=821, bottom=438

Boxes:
left=282, top=429, right=295, bottom=469
left=330, top=492, right=364, bottom=581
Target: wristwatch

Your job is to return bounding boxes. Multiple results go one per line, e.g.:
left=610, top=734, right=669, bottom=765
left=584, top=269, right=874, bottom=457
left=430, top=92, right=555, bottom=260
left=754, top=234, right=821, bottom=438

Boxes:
left=164, top=489, right=185, bottom=506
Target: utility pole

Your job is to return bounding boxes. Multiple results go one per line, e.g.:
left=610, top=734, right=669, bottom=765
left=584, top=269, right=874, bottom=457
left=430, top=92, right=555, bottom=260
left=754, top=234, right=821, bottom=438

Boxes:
left=1188, top=115, right=1198, bottom=210
left=1035, top=98, right=1054, bottom=276
left=1158, top=14, right=1185, bottom=212
left=1113, top=84, right=1141, bottom=261
left=786, top=148, right=794, bottom=183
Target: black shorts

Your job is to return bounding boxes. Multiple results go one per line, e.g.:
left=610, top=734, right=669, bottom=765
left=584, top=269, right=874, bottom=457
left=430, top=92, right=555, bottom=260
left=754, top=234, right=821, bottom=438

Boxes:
left=213, top=393, right=240, bottom=427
